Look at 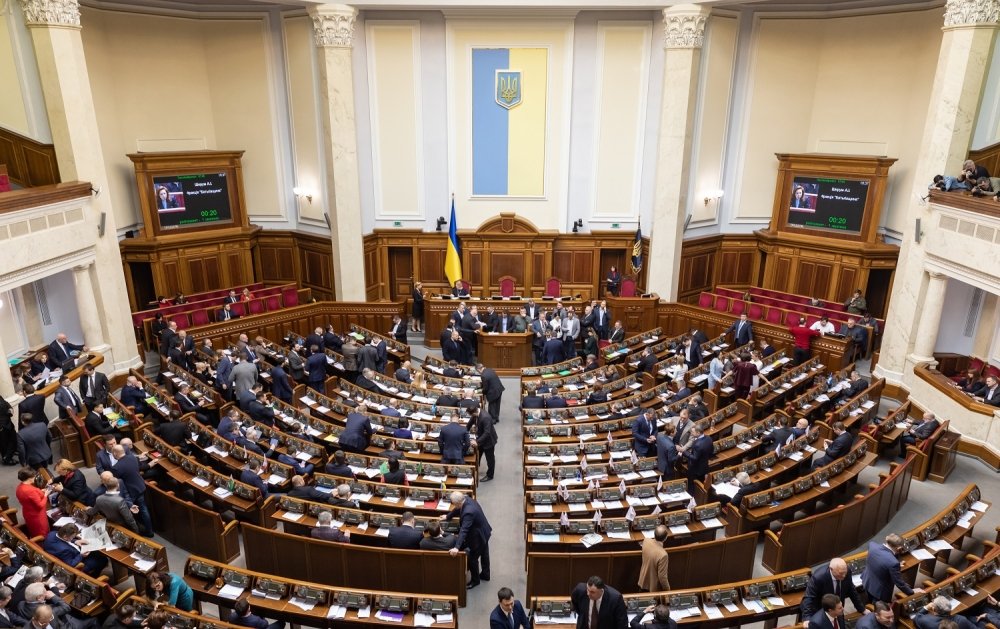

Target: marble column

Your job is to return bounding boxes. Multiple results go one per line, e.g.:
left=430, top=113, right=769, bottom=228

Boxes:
left=72, top=264, right=105, bottom=349
left=646, top=5, right=712, bottom=302
left=19, top=0, right=139, bottom=371
left=308, top=4, right=366, bottom=302
left=874, top=0, right=999, bottom=380
left=18, top=284, right=45, bottom=347
left=910, top=271, right=949, bottom=362
left=0, top=330, right=15, bottom=401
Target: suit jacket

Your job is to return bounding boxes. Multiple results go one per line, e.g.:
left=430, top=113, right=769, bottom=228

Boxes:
left=174, top=392, right=201, bottom=416
left=632, top=415, right=658, bottom=456
left=609, top=327, right=625, bottom=343
left=389, top=322, right=407, bottom=343
left=95, top=448, right=115, bottom=475
left=862, top=542, right=912, bottom=602
left=522, top=395, right=544, bottom=409
left=16, top=423, right=52, bottom=467
left=395, top=368, right=412, bottom=383
left=825, top=431, right=854, bottom=460
left=913, top=610, right=976, bottom=629
left=480, top=368, right=505, bottom=402
left=982, top=385, right=1000, bottom=407
left=686, top=435, right=713, bottom=479
left=448, top=497, right=492, bottom=550
left=111, top=454, right=146, bottom=503
left=340, top=413, right=373, bottom=451
left=358, top=345, right=379, bottom=372
left=542, top=338, right=565, bottom=365
left=231, top=362, right=258, bottom=397
left=571, top=583, right=628, bottom=629
left=801, top=563, right=864, bottom=618
left=545, top=395, right=567, bottom=409
left=420, top=534, right=457, bottom=551
left=48, top=340, right=83, bottom=369
left=684, top=341, right=703, bottom=369
left=79, top=372, right=110, bottom=407
left=638, top=538, right=670, bottom=591
left=311, top=526, right=350, bottom=543
left=438, top=422, right=470, bottom=461
left=490, top=601, right=531, bottom=629
left=808, top=610, right=844, bottom=629
left=442, top=338, right=463, bottom=363
left=94, top=492, right=139, bottom=532
left=17, top=395, right=47, bottom=425
left=909, top=419, right=940, bottom=441
left=247, top=400, right=276, bottom=426
left=387, top=525, right=424, bottom=549
left=306, top=353, right=328, bottom=383
left=42, top=532, right=85, bottom=567
left=656, top=434, right=678, bottom=476
left=54, top=386, right=84, bottom=419
left=763, top=426, right=794, bottom=450
left=638, top=354, right=657, bottom=374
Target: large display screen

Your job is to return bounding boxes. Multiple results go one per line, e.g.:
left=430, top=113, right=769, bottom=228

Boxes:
left=152, top=173, right=232, bottom=230
left=786, top=176, right=869, bottom=234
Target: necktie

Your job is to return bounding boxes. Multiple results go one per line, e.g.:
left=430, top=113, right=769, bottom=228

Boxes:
left=834, top=579, right=840, bottom=597
left=503, top=320, right=508, bottom=333
left=89, top=376, right=95, bottom=395
left=833, top=617, right=839, bottom=629
left=508, top=612, right=514, bottom=629
left=67, top=387, right=80, bottom=405
left=590, top=602, right=598, bottom=629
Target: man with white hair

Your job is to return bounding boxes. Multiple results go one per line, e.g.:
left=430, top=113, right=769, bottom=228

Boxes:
left=18, top=583, right=96, bottom=629
left=441, top=492, right=492, bottom=590
left=801, top=557, right=867, bottom=622
left=0, top=585, right=28, bottom=629
left=912, top=597, right=977, bottom=629
left=310, top=511, right=349, bottom=543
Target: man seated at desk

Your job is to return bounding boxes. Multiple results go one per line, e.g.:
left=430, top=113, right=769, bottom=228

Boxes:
left=812, top=422, right=853, bottom=469
left=229, top=599, right=284, bottom=629
left=47, top=333, right=86, bottom=370
left=311, top=510, right=350, bottom=543
left=452, top=281, right=470, bottom=298
left=239, top=459, right=268, bottom=498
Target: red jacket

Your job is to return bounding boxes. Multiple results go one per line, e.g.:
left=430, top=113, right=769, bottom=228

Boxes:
left=789, top=325, right=819, bottom=349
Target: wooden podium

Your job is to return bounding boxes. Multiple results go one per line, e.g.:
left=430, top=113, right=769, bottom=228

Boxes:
left=476, top=331, right=533, bottom=376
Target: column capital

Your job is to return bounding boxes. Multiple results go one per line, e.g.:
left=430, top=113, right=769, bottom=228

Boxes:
left=308, top=4, right=358, bottom=48
left=18, top=0, right=81, bottom=28
left=927, top=270, right=948, bottom=280
left=662, top=5, right=712, bottom=49
left=943, top=0, right=1000, bottom=27
left=72, top=263, right=92, bottom=273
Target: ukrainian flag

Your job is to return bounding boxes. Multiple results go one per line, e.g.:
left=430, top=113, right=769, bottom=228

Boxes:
left=472, top=47, right=547, bottom=196
left=444, top=198, right=462, bottom=286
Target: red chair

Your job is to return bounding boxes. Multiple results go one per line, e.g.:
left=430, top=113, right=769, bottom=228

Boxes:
left=748, top=303, right=764, bottom=320
left=730, top=300, right=746, bottom=315
left=230, top=302, right=246, bottom=317
left=249, top=299, right=265, bottom=315
left=967, top=356, right=986, bottom=375
left=191, top=310, right=210, bottom=326
left=620, top=277, right=638, bottom=298
left=265, top=295, right=281, bottom=311
left=171, top=313, right=190, bottom=330
left=805, top=315, right=819, bottom=328
left=498, top=276, right=516, bottom=297
left=766, top=309, right=783, bottom=325
left=713, top=296, right=730, bottom=312
left=698, top=293, right=714, bottom=309
left=282, top=287, right=299, bottom=307
left=543, top=277, right=562, bottom=298
left=984, top=364, right=1000, bottom=380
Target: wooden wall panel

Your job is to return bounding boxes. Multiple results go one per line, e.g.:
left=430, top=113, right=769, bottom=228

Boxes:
left=795, top=261, right=815, bottom=296
left=0, top=125, right=59, bottom=187
left=419, top=249, right=447, bottom=284
left=552, top=251, right=572, bottom=283
left=837, top=267, right=858, bottom=302
left=571, top=251, right=594, bottom=284
left=532, top=253, right=546, bottom=286
left=774, top=257, right=792, bottom=289
left=489, top=252, right=524, bottom=285
left=467, top=251, right=483, bottom=285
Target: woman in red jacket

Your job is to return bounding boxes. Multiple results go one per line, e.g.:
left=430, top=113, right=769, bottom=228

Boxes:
left=15, top=467, right=51, bottom=537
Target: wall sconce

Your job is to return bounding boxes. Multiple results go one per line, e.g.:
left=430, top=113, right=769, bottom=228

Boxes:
left=436, top=216, right=447, bottom=232
left=703, top=189, right=724, bottom=206
left=293, top=186, right=313, bottom=204
left=571, top=219, right=583, bottom=233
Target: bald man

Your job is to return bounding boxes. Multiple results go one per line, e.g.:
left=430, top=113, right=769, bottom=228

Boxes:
left=801, top=558, right=867, bottom=623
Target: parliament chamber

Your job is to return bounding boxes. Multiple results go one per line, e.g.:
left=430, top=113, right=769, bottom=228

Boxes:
left=2, top=0, right=1000, bottom=628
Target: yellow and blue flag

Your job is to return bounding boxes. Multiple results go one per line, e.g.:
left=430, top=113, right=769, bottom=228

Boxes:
left=630, top=227, right=643, bottom=274
left=472, top=47, right=547, bottom=196
left=444, top=198, right=462, bottom=286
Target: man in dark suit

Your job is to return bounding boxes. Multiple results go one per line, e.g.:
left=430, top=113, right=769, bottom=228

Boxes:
left=542, top=332, right=564, bottom=365
left=801, top=558, right=866, bottom=621
left=420, top=520, right=456, bottom=551
left=304, top=328, right=325, bottom=353
left=594, top=304, right=610, bottom=340
left=395, top=361, right=412, bottom=383
left=609, top=321, right=625, bottom=343
left=119, top=376, right=152, bottom=417
left=444, top=492, right=492, bottom=589
left=862, top=534, right=922, bottom=603
left=895, top=411, right=940, bottom=458
left=813, top=422, right=853, bottom=468
left=239, top=460, right=268, bottom=498
left=305, top=347, right=328, bottom=391
left=689, top=327, right=709, bottom=346
left=174, top=383, right=210, bottom=426
left=0, top=585, right=28, bottom=629
left=436, top=388, right=460, bottom=408
left=438, top=421, right=470, bottom=464
left=490, top=588, right=531, bottom=629
left=808, top=594, right=845, bottom=629
left=637, top=348, right=656, bottom=374
left=714, top=471, right=760, bottom=508
left=388, top=316, right=407, bottom=344
left=629, top=605, right=675, bottom=629
left=762, top=415, right=794, bottom=451
left=726, top=314, right=754, bottom=346
left=521, top=385, right=544, bottom=409
left=247, top=392, right=277, bottom=426
left=980, top=376, right=1000, bottom=406
left=78, top=365, right=109, bottom=410
left=110, top=444, right=153, bottom=536
left=323, top=326, right=343, bottom=352
left=93, top=477, right=139, bottom=532
left=16, top=415, right=51, bottom=470
left=47, top=334, right=85, bottom=370
left=42, top=524, right=107, bottom=577
left=545, top=393, right=567, bottom=409
left=912, top=597, right=976, bottom=629
left=387, top=512, right=424, bottom=549
left=570, top=576, right=628, bottom=629
left=682, top=336, right=702, bottom=370
left=228, top=599, right=284, bottom=629
left=217, top=303, right=238, bottom=321
left=54, top=377, right=85, bottom=420
left=84, top=403, right=121, bottom=440
left=17, top=386, right=47, bottom=426
left=530, top=317, right=546, bottom=365
left=477, top=364, right=506, bottom=423
left=442, top=329, right=464, bottom=364
left=632, top=411, right=657, bottom=457
left=324, top=450, right=354, bottom=478
left=835, top=371, right=869, bottom=402
left=855, top=602, right=895, bottom=629
left=339, top=411, right=373, bottom=454
left=311, top=511, right=350, bottom=543
left=685, top=425, right=713, bottom=494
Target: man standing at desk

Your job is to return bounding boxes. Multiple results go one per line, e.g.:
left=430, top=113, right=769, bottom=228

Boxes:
left=443, top=492, right=492, bottom=590
left=801, top=558, right=866, bottom=621
left=862, top=534, right=922, bottom=603
left=570, top=576, right=628, bottom=629
left=47, top=333, right=86, bottom=370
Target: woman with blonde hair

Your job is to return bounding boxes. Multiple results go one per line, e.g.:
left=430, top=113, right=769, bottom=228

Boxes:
left=411, top=368, right=427, bottom=390
left=52, top=458, right=95, bottom=506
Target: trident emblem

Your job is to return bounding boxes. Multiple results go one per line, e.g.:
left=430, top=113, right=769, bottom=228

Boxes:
left=495, top=70, right=522, bottom=109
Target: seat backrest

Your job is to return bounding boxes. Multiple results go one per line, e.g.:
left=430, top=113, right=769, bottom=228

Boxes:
left=714, top=296, right=729, bottom=312
left=282, top=288, right=299, bottom=307
left=698, top=292, right=714, bottom=309
left=544, top=277, right=561, bottom=297
left=171, top=313, right=190, bottom=330
left=230, top=302, right=246, bottom=317
left=620, top=277, right=637, bottom=298
left=191, top=310, right=210, bottom=326
left=748, top=303, right=764, bottom=319
left=766, top=308, right=783, bottom=324
left=730, top=300, right=746, bottom=315
left=265, top=295, right=281, bottom=311
left=984, top=364, right=1000, bottom=380
left=498, top=276, right=516, bottom=297
left=968, top=356, right=986, bottom=374
left=248, top=299, right=264, bottom=314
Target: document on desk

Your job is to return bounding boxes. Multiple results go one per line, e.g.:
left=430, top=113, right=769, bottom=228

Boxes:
left=218, top=584, right=245, bottom=599
left=531, top=534, right=560, bottom=543
left=192, top=477, right=210, bottom=487
left=413, top=613, right=434, bottom=627
left=435, top=613, right=454, bottom=624
left=287, top=597, right=316, bottom=611
left=925, top=540, right=953, bottom=552
left=327, top=605, right=347, bottom=619
left=534, top=505, right=553, bottom=513
left=909, top=548, right=935, bottom=561
left=701, top=518, right=724, bottom=529
left=568, top=503, right=586, bottom=512
left=971, top=500, right=989, bottom=512
left=281, top=511, right=304, bottom=522
left=669, top=525, right=690, bottom=535
left=703, top=604, right=723, bottom=620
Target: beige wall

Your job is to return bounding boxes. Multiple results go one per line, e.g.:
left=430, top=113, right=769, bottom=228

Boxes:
left=0, top=13, right=30, bottom=136
left=283, top=15, right=325, bottom=224
left=735, top=9, right=942, bottom=233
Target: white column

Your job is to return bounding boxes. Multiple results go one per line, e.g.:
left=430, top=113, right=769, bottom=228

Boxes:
left=646, top=5, right=712, bottom=301
left=875, top=0, right=999, bottom=380
left=308, top=4, right=366, bottom=301
left=0, top=331, right=16, bottom=401
left=19, top=0, right=140, bottom=372
left=910, top=271, right=949, bottom=363
left=72, top=264, right=106, bottom=349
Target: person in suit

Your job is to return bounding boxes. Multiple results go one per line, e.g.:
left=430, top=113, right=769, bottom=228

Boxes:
left=637, top=347, right=657, bottom=374
left=47, top=334, right=85, bottom=370
left=355, top=368, right=380, bottom=394
left=357, top=340, right=379, bottom=373
left=110, top=445, right=153, bottom=537
left=304, top=345, right=329, bottom=391
left=53, top=377, right=85, bottom=421
left=655, top=423, right=678, bottom=479
left=229, top=599, right=284, bottom=629
left=913, top=597, right=977, bottom=629
left=217, top=303, right=238, bottom=321
left=570, top=576, right=628, bottom=629
left=759, top=339, right=776, bottom=358
left=438, top=421, right=470, bottom=465
left=19, top=582, right=99, bottom=629
left=388, top=315, right=407, bottom=344
left=714, top=471, right=759, bottom=508
left=521, top=385, right=544, bottom=410
left=473, top=409, right=497, bottom=481
left=895, top=411, right=940, bottom=458
left=311, top=510, right=350, bottom=542
left=339, top=411, right=373, bottom=454
left=51, top=459, right=94, bottom=506
left=174, top=383, right=211, bottom=426
left=980, top=376, right=1000, bottom=406
left=545, top=393, right=567, bottom=409
left=387, top=512, right=424, bottom=549
left=608, top=321, right=625, bottom=343
left=93, top=476, right=140, bottom=533
left=762, top=415, right=794, bottom=451
left=801, top=558, right=866, bottom=621
left=594, top=304, right=610, bottom=340
left=855, top=602, right=896, bottom=629
left=862, top=534, right=922, bottom=603
left=324, top=450, right=354, bottom=478
left=443, top=492, right=492, bottom=589
left=632, top=410, right=658, bottom=457
left=247, top=391, right=276, bottom=427
left=542, top=331, right=565, bottom=365
left=813, top=422, right=853, bottom=468
left=283, top=475, right=324, bottom=502
left=808, top=594, right=845, bottom=629
left=42, top=523, right=108, bottom=577
left=17, top=386, right=47, bottom=427
left=477, top=363, right=506, bottom=422
left=239, top=459, right=268, bottom=498
left=530, top=317, right=546, bottom=365
left=268, top=362, right=294, bottom=404
left=452, top=281, right=470, bottom=298
left=629, top=605, right=675, bottom=629
left=231, top=355, right=258, bottom=398
left=637, top=526, right=670, bottom=591
left=726, top=313, right=754, bottom=346
left=395, top=361, right=413, bottom=384
left=16, top=416, right=52, bottom=470
left=84, top=403, right=120, bottom=441
left=420, top=520, right=456, bottom=551
left=0, top=586, right=28, bottom=629
left=512, top=308, right=529, bottom=333
left=490, top=588, right=531, bottom=629
left=94, top=435, right=117, bottom=474
left=77, top=365, right=109, bottom=411
left=442, top=329, right=464, bottom=364
left=835, top=371, right=870, bottom=403
left=685, top=424, right=713, bottom=494
left=562, top=311, right=581, bottom=359
left=682, top=336, right=702, bottom=370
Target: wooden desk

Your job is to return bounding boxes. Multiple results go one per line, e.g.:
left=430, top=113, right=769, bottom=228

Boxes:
left=476, top=330, right=533, bottom=375
left=424, top=297, right=586, bottom=349
left=914, top=362, right=998, bottom=415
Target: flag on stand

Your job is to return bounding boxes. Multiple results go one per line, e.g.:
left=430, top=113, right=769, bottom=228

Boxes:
left=630, top=226, right=643, bottom=274
left=444, top=197, right=463, bottom=286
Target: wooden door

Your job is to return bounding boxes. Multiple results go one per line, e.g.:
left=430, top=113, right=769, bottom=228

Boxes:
left=387, top=247, right=414, bottom=301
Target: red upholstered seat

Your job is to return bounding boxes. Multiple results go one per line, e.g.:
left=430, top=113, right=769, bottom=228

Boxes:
left=171, top=313, right=190, bottom=330
left=265, top=295, right=281, bottom=311
left=748, top=303, right=764, bottom=320
left=714, top=296, right=729, bottom=312
left=805, top=315, right=819, bottom=328
left=766, top=308, right=783, bottom=325
left=983, top=364, right=999, bottom=380
left=248, top=299, right=265, bottom=314
left=698, top=293, right=714, bottom=309
left=230, top=302, right=246, bottom=317
left=620, top=277, right=638, bottom=298
left=282, top=287, right=299, bottom=307
left=191, top=310, right=210, bottom=326
left=544, top=277, right=562, bottom=298
left=498, top=276, right=516, bottom=297
left=730, top=300, right=746, bottom=315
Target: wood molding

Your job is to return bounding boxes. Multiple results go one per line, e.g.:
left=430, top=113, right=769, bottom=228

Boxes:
left=956, top=440, right=1000, bottom=471
left=0, top=182, right=91, bottom=214
left=0, top=126, right=60, bottom=188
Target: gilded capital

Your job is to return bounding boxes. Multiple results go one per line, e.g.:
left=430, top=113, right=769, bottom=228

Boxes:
left=308, top=4, right=358, bottom=48
left=662, top=5, right=711, bottom=49
left=943, top=0, right=1000, bottom=27
left=18, top=0, right=81, bottom=28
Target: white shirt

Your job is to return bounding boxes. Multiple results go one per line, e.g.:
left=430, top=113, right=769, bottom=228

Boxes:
left=811, top=321, right=836, bottom=334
